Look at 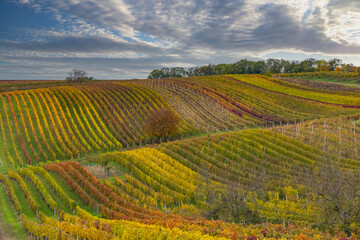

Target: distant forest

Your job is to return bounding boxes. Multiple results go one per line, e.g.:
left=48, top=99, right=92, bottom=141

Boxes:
left=148, top=58, right=360, bottom=79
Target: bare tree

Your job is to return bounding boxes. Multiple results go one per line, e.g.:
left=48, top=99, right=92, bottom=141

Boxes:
left=303, top=160, right=360, bottom=236
left=198, top=169, right=267, bottom=224
left=66, top=69, right=91, bottom=83
left=203, top=183, right=260, bottom=223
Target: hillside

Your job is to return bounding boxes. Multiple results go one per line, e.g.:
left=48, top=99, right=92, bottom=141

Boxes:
left=278, top=72, right=360, bottom=88
left=0, top=75, right=359, bottom=239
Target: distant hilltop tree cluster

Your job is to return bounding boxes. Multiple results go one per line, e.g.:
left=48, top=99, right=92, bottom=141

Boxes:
left=66, top=69, right=95, bottom=83
left=148, top=58, right=360, bottom=79
left=147, top=67, right=187, bottom=79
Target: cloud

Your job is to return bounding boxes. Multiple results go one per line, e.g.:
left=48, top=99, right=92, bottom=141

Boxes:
left=169, top=3, right=360, bottom=55
left=328, top=0, right=360, bottom=9
left=0, top=54, right=207, bottom=79
left=2, top=0, right=360, bottom=79
left=0, top=48, right=247, bottom=80
left=247, top=4, right=360, bottom=54
left=121, top=0, right=360, bottom=55
left=0, top=36, right=173, bottom=55
left=15, top=0, right=359, bottom=54
left=29, top=0, right=136, bottom=37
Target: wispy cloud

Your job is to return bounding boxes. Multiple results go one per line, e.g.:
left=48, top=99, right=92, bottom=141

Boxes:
left=1, top=0, right=360, bottom=79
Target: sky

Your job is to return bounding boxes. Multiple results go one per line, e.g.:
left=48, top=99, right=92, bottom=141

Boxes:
left=1, top=0, right=360, bottom=80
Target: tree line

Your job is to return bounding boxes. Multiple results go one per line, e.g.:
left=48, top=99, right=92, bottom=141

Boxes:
left=148, top=58, right=360, bottom=79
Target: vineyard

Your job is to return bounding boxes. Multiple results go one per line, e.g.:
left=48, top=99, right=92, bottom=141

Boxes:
left=0, top=74, right=359, bottom=239
left=279, top=71, right=359, bottom=79
left=277, top=72, right=360, bottom=92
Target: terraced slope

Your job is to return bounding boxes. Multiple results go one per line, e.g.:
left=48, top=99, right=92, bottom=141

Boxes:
left=88, top=126, right=360, bottom=223
left=229, top=75, right=360, bottom=106
left=1, top=75, right=358, bottom=171
left=0, top=163, right=227, bottom=239
left=0, top=75, right=359, bottom=239
left=1, top=123, right=357, bottom=239
left=273, top=114, right=360, bottom=161
left=0, top=83, right=192, bottom=171
left=135, top=75, right=358, bottom=125
left=135, top=79, right=245, bottom=131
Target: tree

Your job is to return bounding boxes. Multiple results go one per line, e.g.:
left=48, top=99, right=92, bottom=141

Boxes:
left=196, top=65, right=214, bottom=76
left=257, top=61, right=268, bottom=74
left=280, top=59, right=292, bottom=73
left=66, top=69, right=92, bottom=83
left=186, top=67, right=196, bottom=77
left=266, top=58, right=282, bottom=73
left=143, top=109, right=181, bottom=139
left=303, top=160, right=360, bottom=236
left=148, top=67, right=186, bottom=79
left=197, top=166, right=267, bottom=224
left=147, top=58, right=359, bottom=78
left=147, top=69, right=164, bottom=79
left=341, top=63, right=357, bottom=72
left=328, top=58, right=342, bottom=71
left=232, top=59, right=249, bottom=74
left=316, top=60, right=330, bottom=72
left=202, top=183, right=260, bottom=223
left=303, top=58, right=317, bottom=72
left=197, top=177, right=265, bottom=224
left=169, top=67, right=186, bottom=78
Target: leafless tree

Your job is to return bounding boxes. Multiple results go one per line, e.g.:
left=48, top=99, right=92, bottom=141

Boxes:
left=198, top=169, right=267, bottom=224
left=303, top=160, right=360, bottom=236
left=203, top=183, right=261, bottom=223
left=66, top=69, right=90, bottom=83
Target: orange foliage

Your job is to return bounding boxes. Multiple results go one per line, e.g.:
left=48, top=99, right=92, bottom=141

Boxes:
left=143, top=109, right=180, bottom=138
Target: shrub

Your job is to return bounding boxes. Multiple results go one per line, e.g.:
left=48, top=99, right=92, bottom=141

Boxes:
left=143, top=109, right=180, bottom=138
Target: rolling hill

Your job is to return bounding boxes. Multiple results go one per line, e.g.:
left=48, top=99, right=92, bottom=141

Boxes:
left=0, top=75, right=359, bottom=239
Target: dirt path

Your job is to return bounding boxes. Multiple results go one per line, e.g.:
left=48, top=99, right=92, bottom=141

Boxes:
left=0, top=216, right=19, bottom=240
left=0, top=154, right=4, bottom=170
left=84, top=165, right=122, bottom=179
